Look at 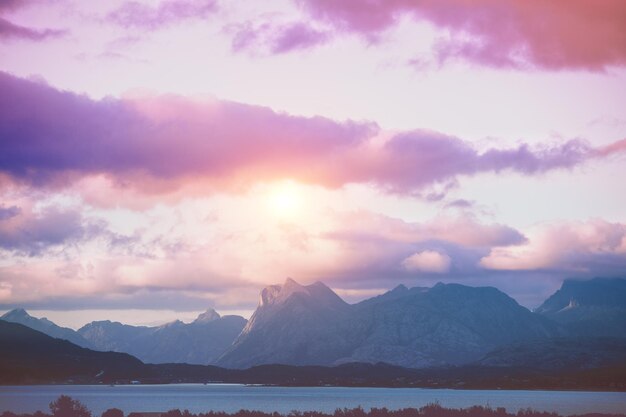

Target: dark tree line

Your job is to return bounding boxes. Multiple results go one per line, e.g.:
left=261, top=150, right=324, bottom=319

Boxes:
left=1, top=396, right=624, bottom=417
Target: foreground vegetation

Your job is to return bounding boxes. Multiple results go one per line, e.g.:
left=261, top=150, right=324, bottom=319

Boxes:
left=1, top=396, right=625, bottom=417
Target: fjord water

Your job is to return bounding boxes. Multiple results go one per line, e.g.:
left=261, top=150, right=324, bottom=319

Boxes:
left=1, top=385, right=625, bottom=416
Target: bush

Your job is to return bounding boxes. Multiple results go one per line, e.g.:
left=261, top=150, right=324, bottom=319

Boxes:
left=101, top=409, right=124, bottom=417
left=49, top=396, right=91, bottom=417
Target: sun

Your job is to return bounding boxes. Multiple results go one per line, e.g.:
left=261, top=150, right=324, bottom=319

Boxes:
left=267, top=181, right=302, bottom=219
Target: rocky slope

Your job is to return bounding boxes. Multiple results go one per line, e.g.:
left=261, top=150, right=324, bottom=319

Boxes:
left=217, top=278, right=560, bottom=368
left=346, top=282, right=560, bottom=367
left=535, top=277, right=626, bottom=337
left=217, top=278, right=354, bottom=368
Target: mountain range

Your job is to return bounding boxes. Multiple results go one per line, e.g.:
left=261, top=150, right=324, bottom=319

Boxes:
left=2, top=277, right=625, bottom=370
left=1, top=319, right=625, bottom=391
left=0, top=308, right=92, bottom=348
left=216, top=279, right=560, bottom=368
left=0, top=320, right=146, bottom=384
left=78, top=309, right=246, bottom=364
left=1, top=308, right=246, bottom=365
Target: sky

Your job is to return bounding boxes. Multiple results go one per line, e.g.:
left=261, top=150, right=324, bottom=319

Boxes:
left=0, top=0, right=625, bottom=329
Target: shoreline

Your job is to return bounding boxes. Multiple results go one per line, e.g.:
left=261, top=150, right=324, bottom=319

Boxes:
left=2, top=400, right=626, bottom=417
left=2, top=382, right=625, bottom=393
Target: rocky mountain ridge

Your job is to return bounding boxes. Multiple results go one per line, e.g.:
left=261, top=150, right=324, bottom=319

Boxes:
left=1, top=308, right=93, bottom=348
left=77, top=309, right=247, bottom=365
left=216, top=279, right=562, bottom=368
left=3, top=277, right=625, bottom=369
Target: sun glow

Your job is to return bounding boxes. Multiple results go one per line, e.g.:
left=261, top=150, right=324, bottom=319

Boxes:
left=267, top=181, right=303, bottom=219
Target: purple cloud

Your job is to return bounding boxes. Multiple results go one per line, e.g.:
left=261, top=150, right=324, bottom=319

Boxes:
left=296, top=0, right=626, bottom=70
left=313, top=211, right=528, bottom=293
left=0, top=205, right=21, bottom=220
left=0, top=71, right=374, bottom=190
left=271, top=22, right=329, bottom=53
left=444, top=199, right=474, bottom=209
left=342, top=130, right=593, bottom=194
left=0, top=206, right=86, bottom=256
left=0, top=72, right=622, bottom=199
left=0, top=0, right=27, bottom=12
left=107, top=0, right=218, bottom=30
left=0, top=17, right=65, bottom=41
left=231, top=21, right=330, bottom=55
left=482, top=219, right=626, bottom=278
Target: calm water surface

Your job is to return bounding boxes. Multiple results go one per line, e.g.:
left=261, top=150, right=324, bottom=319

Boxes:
left=0, top=385, right=625, bottom=416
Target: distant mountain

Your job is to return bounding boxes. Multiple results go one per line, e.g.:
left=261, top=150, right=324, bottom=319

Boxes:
left=0, top=320, right=147, bottom=384
left=536, top=278, right=626, bottom=337
left=478, top=337, right=626, bottom=370
left=217, top=278, right=559, bottom=369
left=1, top=308, right=93, bottom=348
left=2, top=312, right=625, bottom=391
left=78, top=309, right=246, bottom=364
left=6, top=278, right=623, bottom=372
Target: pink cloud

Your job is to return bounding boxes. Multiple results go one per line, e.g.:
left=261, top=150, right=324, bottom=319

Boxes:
left=481, top=220, right=626, bottom=274
left=271, top=22, right=329, bottom=53
left=596, top=138, right=626, bottom=157
left=297, top=0, right=626, bottom=70
left=0, top=18, right=65, bottom=41
left=302, top=211, right=528, bottom=289
left=0, top=197, right=621, bottom=311
left=401, top=250, right=451, bottom=273
left=0, top=204, right=20, bottom=221
left=0, top=0, right=66, bottom=42
left=332, top=130, right=597, bottom=194
left=298, top=0, right=399, bottom=35
left=0, top=0, right=25, bottom=12
left=1, top=72, right=623, bottom=200
left=0, top=71, right=375, bottom=191
left=0, top=205, right=90, bottom=256
left=107, top=0, right=217, bottom=30
left=444, top=199, right=473, bottom=209
left=327, top=211, right=526, bottom=249
left=230, top=21, right=329, bottom=55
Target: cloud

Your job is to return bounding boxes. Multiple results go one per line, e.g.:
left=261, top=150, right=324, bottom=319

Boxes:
left=347, top=131, right=593, bottom=194
left=596, top=138, right=626, bottom=157
left=1, top=72, right=623, bottom=202
left=231, top=21, right=330, bottom=55
left=297, top=0, right=626, bottom=70
left=444, top=199, right=473, bottom=209
left=316, top=211, right=527, bottom=287
left=402, top=250, right=451, bottom=273
left=327, top=211, right=526, bottom=248
left=0, top=71, right=374, bottom=191
left=0, top=195, right=620, bottom=310
left=0, top=198, right=528, bottom=310
left=0, top=288, right=244, bottom=312
left=0, top=232, right=265, bottom=312
left=0, top=204, right=21, bottom=220
left=0, top=17, right=65, bottom=41
left=0, top=281, right=11, bottom=302
left=0, top=205, right=95, bottom=256
left=107, top=0, right=218, bottom=30
left=481, top=219, right=626, bottom=275
left=0, top=0, right=26, bottom=12
left=0, top=0, right=66, bottom=42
